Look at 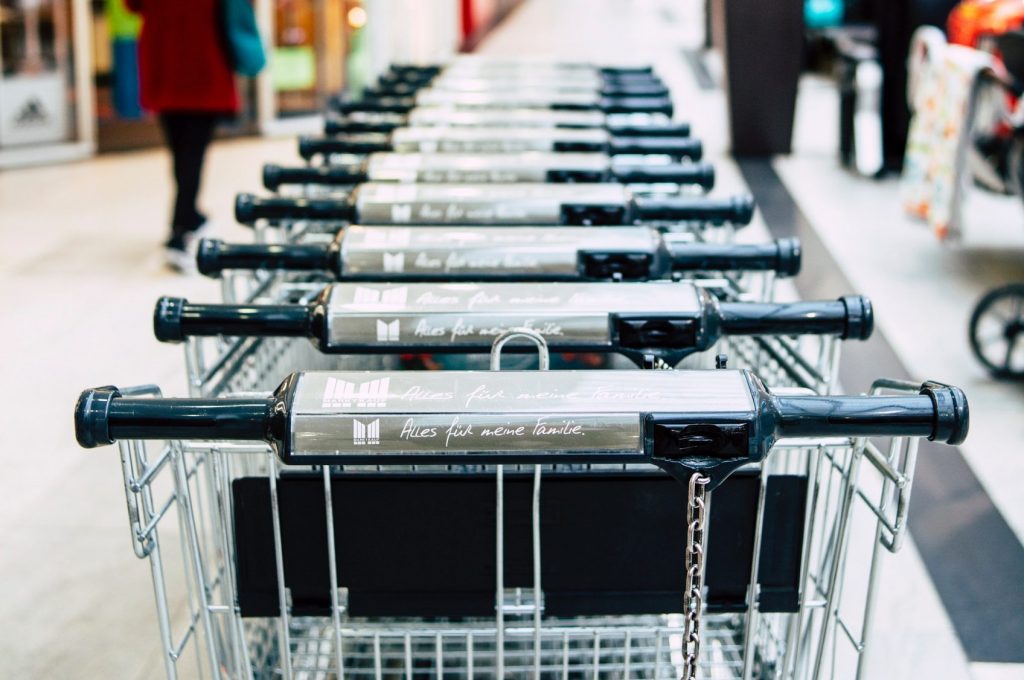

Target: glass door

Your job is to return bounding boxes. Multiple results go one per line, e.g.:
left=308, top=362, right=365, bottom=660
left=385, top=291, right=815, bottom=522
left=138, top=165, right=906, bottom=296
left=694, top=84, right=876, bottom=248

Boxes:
left=0, top=0, right=94, bottom=166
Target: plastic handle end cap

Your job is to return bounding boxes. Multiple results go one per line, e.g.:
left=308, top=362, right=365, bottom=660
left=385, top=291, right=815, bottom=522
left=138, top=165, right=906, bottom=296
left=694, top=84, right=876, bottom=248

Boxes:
left=733, top=194, right=756, bottom=225
left=196, top=239, right=223, bottom=278
left=840, top=295, right=874, bottom=340
left=235, top=193, right=256, bottom=225
left=154, top=296, right=187, bottom=343
left=263, top=164, right=282, bottom=190
left=920, top=381, right=970, bottom=445
left=778, top=237, right=802, bottom=277
left=75, top=386, right=121, bottom=449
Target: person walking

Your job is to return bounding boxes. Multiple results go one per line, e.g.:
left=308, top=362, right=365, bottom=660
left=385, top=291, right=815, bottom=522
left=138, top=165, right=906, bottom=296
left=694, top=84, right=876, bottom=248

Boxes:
left=127, top=0, right=239, bottom=271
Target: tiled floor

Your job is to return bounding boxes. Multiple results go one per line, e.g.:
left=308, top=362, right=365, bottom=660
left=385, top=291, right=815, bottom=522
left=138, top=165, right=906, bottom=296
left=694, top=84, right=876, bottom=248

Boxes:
left=0, top=0, right=1021, bottom=678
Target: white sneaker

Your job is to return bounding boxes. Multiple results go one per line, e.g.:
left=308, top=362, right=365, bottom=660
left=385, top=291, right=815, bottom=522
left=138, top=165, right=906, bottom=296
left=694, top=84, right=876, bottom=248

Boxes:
left=164, top=246, right=197, bottom=274
left=183, top=219, right=214, bottom=256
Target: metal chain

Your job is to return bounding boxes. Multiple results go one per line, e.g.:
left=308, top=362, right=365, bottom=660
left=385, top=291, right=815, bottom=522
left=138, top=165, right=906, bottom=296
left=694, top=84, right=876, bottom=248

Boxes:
left=681, top=472, right=711, bottom=680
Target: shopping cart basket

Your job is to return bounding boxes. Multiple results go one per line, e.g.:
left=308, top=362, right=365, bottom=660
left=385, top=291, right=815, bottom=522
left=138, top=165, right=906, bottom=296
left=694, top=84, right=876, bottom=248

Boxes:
left=76, top=361, right=968, bottom=680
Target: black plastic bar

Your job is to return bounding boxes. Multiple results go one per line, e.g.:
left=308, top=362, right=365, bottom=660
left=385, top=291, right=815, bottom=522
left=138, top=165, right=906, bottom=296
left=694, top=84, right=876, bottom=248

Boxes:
left=592, top=97, right=674, bottom=116
left=632, top=194, right=755, bottom=225
left=235, top=193, right=354, bottom=224
left=74, top=386, right=273, bottom=448
left=386, top=63, right=656, bottom=77
left=74, top=379, right=969, bottom=452
left=612, top=162, right=714, bottom=188
left=773, top=380, right=969, bottom=445
left=324, top=114, right=406, bottom=135
left=331, top=95, right=419, bottom=114
left=606, top=122, right=691, bottom=137
left=718, top=296, right=873, bottom=340
left=366, top=81, right=670, bottom=99
left=608, top=137, right=702, bottom=159
left=332, top=94, right=675, bottom=116
left=153, top=296, right=314, bottom=342
left=263, top=164, right=365, bottom=190
left=323, top=117, right=693, bottom=138
left=667, top=238, right=801, bottom=276
left=299, top=134, right=391, bottom=159
left=196, top=239, right=336, bottom=277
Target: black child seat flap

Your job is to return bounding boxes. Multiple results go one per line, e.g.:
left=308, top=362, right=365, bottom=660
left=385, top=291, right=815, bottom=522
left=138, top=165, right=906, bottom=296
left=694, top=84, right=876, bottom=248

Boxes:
left=232, top=470, right=807, bottom=618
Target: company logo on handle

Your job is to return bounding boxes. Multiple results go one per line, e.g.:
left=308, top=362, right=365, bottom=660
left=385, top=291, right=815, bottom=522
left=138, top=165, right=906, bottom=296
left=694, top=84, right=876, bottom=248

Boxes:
left=391, top=204, right=413, bottom=223
left=352, top=419, right=381, bottom=445
left=376, top=319, right=400, bottom=342
left=382, top=252, right=405, bottom=272
left=352, top=286, right=408, bottom=305
left=322, top=377, right=390, bottom=408
left=363, top=228, right=412, bottom=248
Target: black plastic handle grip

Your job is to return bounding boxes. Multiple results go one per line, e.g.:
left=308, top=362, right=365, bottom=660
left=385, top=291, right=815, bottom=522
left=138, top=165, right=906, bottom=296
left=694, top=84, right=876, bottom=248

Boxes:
left=197, top=239, right=334, bottom=277
left=324, top=114, right=405, bottom=135
left=599, top=82, right=670, bottom=97
left=633, top=194, right=755, bottom=225
left=74, top=379, right=969, bottom=451
left=667, top=238, right=801, bottom=276
left=299, top=134, right=391, bottom=159
left=332, top=95, right=416, bottom=114
left=367, top=81, right=670, bottom=98
left=235, top=193, right=354, bottom=225
left=612, top=162, right=715, bottom=188
left=594, top=96, right=673, bottom=116
left=718, top=295, right=873, bottom=340
left=263, top=163, right=365, bottom=190
left=608, top=136, right=702, bottom=159
left=774, top=381, right=969, bottom=445
left=606, top=121, right=691, bottom=137
left=153, top=296, right=313, bottom=342
left=75, top=386, right=273, bottom=449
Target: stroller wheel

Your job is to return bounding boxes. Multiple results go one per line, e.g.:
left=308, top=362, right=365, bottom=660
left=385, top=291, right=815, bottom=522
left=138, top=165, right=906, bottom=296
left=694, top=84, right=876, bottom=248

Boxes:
left=969, top=283, right=1024, bottom=378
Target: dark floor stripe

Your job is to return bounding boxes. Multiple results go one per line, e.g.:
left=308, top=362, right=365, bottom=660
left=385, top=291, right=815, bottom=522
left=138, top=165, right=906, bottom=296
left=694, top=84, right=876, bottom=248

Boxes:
left=738, top=157, right=1024, bottom=663
left=683, top=50, right=717, bottom=91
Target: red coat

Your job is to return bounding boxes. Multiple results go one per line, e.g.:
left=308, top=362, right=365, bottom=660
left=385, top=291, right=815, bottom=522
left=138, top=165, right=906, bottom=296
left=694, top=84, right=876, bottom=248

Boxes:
left=126, top=0, right=239, bottom=113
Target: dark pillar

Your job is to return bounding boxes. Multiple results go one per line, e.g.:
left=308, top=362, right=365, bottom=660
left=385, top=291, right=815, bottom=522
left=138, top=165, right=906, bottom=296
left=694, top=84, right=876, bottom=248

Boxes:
left=713, top=0, right=804, bottom=157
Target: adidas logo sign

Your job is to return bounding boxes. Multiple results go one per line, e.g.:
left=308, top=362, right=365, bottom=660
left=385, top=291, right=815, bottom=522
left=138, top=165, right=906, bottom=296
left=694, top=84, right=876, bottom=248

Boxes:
left=322, top=377, right=390, bottom=408
left=14, top=98, right=49, bottom=127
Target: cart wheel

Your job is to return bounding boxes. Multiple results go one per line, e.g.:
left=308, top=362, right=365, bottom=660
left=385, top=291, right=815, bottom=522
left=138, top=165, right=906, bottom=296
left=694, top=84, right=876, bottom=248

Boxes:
left=969, top=283, right=1024, bottom=378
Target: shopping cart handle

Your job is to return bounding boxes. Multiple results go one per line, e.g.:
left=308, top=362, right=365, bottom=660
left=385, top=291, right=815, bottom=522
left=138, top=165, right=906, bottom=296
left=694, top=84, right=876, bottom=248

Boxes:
left=324, top=114, right=404, bottom=135
left=197, top=239, right=337, bottom=277
left=612, top=162, right=714, bottom=188
left=75, top=386, right=273, bottom=449
left=593, top=96, right=674, bottom=116
left=606, top=121, right=691, bottom=137
left=263, top=164, right=365, bottom=191
left=331, top=94, right=417, bottom=114
left=153, top=296, right=317, bottom=343
left=235, top=193, right=355, bottom=225
left=299, top=134, right=392, bottom=160
left=633, top=194, right=755, bottom=225
left=607, top=136, right=702, bottom=160
left=718, top=295, right=873, bottom=340
left=665, top=237, right=801, bottom=277
left=75, top=373, right=969, bottom=484
left=772, top=381, right=969, bottom=445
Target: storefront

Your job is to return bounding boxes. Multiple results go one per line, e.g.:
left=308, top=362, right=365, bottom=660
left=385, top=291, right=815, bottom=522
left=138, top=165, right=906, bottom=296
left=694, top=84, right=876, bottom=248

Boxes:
left=0, top=0, right=512, bottom=166
left=0, top=0, right=95, bottom=168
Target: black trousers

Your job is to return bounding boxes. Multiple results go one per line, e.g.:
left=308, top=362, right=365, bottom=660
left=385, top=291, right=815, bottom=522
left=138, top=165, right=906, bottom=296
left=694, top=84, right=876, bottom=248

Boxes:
left=159, top=112, right=219, bottom=248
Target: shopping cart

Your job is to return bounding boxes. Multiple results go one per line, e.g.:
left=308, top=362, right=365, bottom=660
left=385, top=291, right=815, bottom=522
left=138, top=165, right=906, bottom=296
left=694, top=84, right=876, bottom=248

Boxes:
left=76, top=354, right=968, bottom=680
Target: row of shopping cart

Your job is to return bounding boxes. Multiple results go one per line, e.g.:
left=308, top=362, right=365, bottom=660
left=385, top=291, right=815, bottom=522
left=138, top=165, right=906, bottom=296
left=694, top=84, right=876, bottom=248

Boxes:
left=74, top=57, right=969, bottom=679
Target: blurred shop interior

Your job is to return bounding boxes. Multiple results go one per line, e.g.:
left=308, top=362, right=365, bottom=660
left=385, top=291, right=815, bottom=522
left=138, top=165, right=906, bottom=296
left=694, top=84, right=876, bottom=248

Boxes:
left=0, top=0, right=520, bottom=165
